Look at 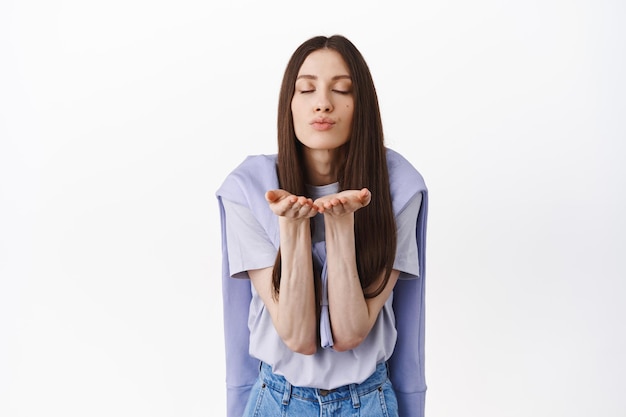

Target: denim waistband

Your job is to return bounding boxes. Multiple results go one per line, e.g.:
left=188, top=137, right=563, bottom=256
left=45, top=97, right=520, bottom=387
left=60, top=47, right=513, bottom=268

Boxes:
left=259, top=361, right=390, bottom=405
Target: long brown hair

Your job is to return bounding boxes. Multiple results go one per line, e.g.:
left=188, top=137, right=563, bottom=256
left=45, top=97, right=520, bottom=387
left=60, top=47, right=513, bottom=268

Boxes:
left=272, top=35, right=396, bottom=299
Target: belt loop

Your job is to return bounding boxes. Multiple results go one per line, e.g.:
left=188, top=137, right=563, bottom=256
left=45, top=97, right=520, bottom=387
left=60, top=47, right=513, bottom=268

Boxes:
left=282, top=380, right=292, bottom=405
left=349, top=383, right=360, bottom=408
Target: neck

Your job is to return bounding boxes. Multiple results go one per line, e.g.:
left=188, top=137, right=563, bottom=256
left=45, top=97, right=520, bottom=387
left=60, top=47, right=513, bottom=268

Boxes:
left=302, top=147, right=344, bottom=186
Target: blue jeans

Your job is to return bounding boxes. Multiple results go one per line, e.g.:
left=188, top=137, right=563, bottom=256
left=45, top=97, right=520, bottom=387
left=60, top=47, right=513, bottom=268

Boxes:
left=242, top=361, right=399, bottom=417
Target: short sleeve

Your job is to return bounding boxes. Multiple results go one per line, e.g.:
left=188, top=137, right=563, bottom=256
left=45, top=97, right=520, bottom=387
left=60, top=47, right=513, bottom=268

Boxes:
left=393, top=192, right=422, bottom=278
left=222, top=198, right=278, bottom=278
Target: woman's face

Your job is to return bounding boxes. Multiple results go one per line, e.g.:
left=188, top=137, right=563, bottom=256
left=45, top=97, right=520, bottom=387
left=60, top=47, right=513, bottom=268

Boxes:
left=291, top=49, right=354, bottom=152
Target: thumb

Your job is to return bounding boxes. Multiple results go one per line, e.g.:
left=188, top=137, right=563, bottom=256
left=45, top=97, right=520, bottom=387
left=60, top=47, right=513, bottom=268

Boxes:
left=265, top=190, right=278, bottom=203
left=359, top=188, right=371, bottom=206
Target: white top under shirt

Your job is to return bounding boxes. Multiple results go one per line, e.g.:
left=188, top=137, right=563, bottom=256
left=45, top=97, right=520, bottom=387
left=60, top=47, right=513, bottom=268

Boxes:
left=222, top=183, right=422, bottom=389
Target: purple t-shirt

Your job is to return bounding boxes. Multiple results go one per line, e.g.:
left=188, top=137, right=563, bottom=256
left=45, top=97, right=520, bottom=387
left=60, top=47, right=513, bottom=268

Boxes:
left=216, top=148, right=429, bottom=417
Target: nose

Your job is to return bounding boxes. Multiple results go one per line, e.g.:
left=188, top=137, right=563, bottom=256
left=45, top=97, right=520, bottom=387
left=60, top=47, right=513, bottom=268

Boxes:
left=315, top=92, right=333, bottom=112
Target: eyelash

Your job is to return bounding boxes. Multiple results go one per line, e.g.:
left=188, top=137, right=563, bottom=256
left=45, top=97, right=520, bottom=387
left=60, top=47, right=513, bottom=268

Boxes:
left=298, top=89, right=350, bottom=94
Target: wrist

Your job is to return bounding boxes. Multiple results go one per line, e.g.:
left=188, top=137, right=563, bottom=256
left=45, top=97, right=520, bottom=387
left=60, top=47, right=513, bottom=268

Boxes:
left=279, top=216, right=311, bottom=243
left=324, top=213, right=354, bottom=241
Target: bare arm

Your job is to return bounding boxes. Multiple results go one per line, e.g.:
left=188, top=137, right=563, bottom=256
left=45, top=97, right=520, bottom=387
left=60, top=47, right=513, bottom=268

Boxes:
left=248, top=190, right=319, bottom=355
left=315, top=188, right=399, bottom=352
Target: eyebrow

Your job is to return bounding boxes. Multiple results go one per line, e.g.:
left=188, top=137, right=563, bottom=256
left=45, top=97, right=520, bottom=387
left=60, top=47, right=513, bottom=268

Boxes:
left=296, top=74, right=352, bottom=81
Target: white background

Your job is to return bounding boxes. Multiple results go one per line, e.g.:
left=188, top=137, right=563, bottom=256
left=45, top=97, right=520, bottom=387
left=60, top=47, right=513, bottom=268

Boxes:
left=1, top=1, right=625, bottom=416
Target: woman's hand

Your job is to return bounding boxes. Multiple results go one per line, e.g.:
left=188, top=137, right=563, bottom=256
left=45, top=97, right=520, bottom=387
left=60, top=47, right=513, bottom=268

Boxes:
left=265, top=189, right=320, bottom=221
left=314, top=188, right=371, bottom=217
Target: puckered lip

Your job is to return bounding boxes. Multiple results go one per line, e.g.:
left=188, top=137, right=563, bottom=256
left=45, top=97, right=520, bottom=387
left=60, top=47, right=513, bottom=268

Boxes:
left=310, top=117, right=336, bottom=125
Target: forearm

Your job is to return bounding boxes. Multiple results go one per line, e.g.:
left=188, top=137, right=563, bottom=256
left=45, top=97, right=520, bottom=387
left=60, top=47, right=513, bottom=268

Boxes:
left=325, top=214, right=371, bottom=350
left=275, top=217, right=317, bottom=354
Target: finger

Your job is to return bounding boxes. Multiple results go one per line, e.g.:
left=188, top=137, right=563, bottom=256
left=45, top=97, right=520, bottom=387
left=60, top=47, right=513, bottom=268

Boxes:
left=291, top=198, right=309, bottom=212
left=359, top=188, right=371, bottom=206
left=306, top=199, right=321, bottom=213
left=306, top=200, right=320, bottom=213
left=301, top=205, right=319, bottom=218
left=265, top=190, right=278, bottom=203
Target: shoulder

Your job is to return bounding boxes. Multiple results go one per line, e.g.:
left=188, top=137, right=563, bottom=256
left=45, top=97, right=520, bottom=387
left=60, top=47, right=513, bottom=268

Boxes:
left=385, top=148, right=427, bottom=214
left=216, top=154, right=279, bottom=205
left=223, top=154, right=278, bottom=183
left=386, top=148, right=426, bottom=189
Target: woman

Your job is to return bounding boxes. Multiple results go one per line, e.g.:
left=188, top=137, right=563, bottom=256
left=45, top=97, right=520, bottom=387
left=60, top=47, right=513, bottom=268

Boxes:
left=216, top=35, right=428, bottom=417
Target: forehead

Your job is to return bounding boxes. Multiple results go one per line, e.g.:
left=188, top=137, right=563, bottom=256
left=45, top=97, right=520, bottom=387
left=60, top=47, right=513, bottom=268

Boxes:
left=297, top=49, right=351, bottom=78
